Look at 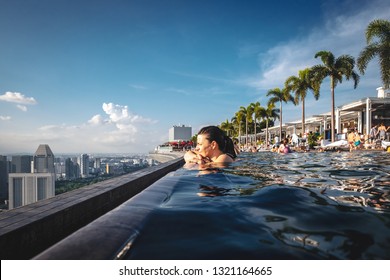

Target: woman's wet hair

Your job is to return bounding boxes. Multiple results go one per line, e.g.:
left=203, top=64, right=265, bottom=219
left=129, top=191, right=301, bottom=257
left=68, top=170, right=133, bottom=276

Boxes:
left=198, top=126, right=237, bottom=159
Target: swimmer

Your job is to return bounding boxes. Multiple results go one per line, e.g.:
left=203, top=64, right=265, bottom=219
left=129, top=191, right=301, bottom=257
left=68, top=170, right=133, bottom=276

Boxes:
left=278, top=138, right=292, bottom=154
left=184, top=125, right=236, bottom=165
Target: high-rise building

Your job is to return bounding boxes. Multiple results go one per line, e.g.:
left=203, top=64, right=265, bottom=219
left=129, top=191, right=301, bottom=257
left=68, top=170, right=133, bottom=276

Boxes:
left=8, top=173, right=55, bottom=209
left=79, top=154, right=89, bottom=178
left=65, top=158, right=80, bottom=180
left=54, top=162, right=65, bottom=179
left=8, top=144, right=55, bottom=209
left=33, top=144, right=55, bottom=173
left=106, top=163, right=113, bottom=175
left=169, top=124, right=192, bottom=142
left=94, top=157, right=101, bottom=169
left=11, top=155, right=33, bottom=173
left=0, top=155, right=9, bottom=203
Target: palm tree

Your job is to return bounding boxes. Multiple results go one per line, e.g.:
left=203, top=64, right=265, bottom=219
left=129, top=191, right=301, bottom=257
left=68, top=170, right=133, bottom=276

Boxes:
left=232, top=111, right=244, bottom=144
left=357, top=19, right=390, bottom=89
left=239, top=105, right=253, bottom=146
left=311, top=51, right=360, bottom=142
left=266, top=87, right=295, bottom=140
left=259, top=103, right=280, bottom=147
left=220, top=119, right=234, bottom=137
left=285, top=68, right=320, bottom=135
left=250, top=102, right=262, bottom=144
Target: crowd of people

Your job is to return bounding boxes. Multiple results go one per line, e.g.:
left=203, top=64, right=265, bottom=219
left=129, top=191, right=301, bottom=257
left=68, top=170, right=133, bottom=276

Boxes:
left=369, top=123, right=390, bottom=141
left=348, top=123, right=390, bottom=151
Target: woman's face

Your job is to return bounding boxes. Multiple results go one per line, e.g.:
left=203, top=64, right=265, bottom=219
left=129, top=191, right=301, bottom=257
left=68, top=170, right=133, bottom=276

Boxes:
left=196, top=134, right=213, bottom=157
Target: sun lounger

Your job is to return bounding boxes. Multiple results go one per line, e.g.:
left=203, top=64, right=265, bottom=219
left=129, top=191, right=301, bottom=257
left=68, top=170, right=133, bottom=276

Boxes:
left=381, top=140, right=390, bottom=149
left=320, top=139, right=349, bottom=151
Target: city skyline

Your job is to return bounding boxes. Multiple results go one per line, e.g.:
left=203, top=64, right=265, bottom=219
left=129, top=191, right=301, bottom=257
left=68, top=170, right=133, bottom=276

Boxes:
left=1, top=0, right=389, bottom=153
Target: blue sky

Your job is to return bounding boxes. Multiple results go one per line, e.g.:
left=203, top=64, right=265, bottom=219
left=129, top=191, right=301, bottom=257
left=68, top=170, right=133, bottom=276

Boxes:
left=0, top=0, right=389, bottom=154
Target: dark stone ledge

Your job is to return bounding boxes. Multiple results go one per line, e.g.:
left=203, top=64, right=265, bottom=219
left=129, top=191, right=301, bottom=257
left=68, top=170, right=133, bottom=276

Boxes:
left=34, top=175, right=178, bottom=260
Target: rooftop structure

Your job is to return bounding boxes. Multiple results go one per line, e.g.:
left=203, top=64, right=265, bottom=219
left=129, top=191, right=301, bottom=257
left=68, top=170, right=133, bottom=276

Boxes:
left=168, top=124, right=192, bottom=142
left=33, top=144, right=55, bottom=173
left=34, top=144, right=54, bottom=158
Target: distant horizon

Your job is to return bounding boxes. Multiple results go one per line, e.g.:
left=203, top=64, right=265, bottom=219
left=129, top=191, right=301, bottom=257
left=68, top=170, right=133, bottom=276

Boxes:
left=1, top=151, right=151, bottom=157
left=1, top=0, right=389, bottom=154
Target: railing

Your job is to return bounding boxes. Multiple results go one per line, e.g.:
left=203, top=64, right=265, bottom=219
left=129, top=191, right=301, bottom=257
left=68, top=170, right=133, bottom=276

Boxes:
left=0, top=157, right=184, bottom=260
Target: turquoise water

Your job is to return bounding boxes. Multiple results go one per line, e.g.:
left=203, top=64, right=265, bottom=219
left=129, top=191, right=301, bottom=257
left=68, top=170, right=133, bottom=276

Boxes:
left=127, top=151, right=390, bottom=259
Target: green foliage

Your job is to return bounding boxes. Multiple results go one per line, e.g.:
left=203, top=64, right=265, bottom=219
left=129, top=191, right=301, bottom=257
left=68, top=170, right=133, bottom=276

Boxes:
left=55, top=166, right=148, bottom=195
left=307, top=132, right=320, bottom=149
left=357, top=19, right=390, bottom=89
left=55, top=176, right=113, bottom=195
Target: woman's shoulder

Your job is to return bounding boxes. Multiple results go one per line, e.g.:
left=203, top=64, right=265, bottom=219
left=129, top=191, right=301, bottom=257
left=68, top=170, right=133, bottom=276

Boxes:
left=215, top=153, right=234, bottom=163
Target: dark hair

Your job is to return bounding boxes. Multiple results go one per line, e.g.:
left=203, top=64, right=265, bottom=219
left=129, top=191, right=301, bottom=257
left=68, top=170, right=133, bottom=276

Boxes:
left=198, top=126, right=237, bottom=159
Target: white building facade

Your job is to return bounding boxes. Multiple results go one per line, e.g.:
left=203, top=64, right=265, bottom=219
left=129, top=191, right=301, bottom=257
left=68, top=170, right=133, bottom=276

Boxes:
left=8, top=173, right=55, bottom=209
left=169, top=125, right=192, bottom=142
left=8, top=144, right=56, bottom=209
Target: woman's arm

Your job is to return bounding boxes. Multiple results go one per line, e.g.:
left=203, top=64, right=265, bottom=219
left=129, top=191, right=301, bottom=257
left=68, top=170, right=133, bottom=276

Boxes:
left=184, top=150, right=198, bottom=163
left=184, top=150, right=211, bottom=164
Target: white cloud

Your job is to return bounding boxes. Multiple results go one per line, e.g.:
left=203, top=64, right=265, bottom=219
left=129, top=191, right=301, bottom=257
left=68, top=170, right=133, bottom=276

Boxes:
left=129, top=84, right=147, bottom=90
left=3, top=102, right=161, bottom=153
left=88, top=114, right=104, bottom=126
left=0, top=92, right=37, bottom=105
left=0, top=115, right=11, bottom=121
left=166, top=87, right=192, bottom=95
left=16, top=105, right=28, bottom=111
left=102, top=102, right=156, bottom=125
left=250, top=0, right=389, bottom=91
left=102, top=103, right=129, bottom=123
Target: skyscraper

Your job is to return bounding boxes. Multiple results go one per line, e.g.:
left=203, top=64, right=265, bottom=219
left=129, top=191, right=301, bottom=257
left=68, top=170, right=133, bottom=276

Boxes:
left=65, top=158, right=80, bottom=180
left=8, top=144, right=55, bottom=209
left=33, top=144, right=55, bottom=173
left=11, top=155, right=33, bottom=173
left=0, top=156, right=8, bottom=203
left=79, top=154, right=89, bottom=178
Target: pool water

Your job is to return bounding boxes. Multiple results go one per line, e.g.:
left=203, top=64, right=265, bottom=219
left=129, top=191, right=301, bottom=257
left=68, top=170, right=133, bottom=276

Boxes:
left=126, top=151, right=390, bottom=259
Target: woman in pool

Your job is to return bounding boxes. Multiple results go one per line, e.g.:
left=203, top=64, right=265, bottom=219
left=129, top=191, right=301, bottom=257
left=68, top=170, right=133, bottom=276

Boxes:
left=184, top=125, right=237, bottom=165
left=278, top=138, right=292, bottom=154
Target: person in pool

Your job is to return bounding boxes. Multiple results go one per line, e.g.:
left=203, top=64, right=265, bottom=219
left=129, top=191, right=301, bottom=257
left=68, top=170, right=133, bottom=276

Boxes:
left=184, top=125, right=237, bottom=165
left=277, top=138, right=292, bottom=154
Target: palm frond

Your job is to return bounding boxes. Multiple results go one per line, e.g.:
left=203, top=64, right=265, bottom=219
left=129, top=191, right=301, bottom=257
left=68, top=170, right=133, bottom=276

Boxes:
left=357, top=43, right=380, bottom=74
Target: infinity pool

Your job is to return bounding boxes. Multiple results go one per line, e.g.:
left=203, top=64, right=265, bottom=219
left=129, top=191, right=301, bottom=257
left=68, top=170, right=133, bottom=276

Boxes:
left=126, top=151, right=390, bottom=259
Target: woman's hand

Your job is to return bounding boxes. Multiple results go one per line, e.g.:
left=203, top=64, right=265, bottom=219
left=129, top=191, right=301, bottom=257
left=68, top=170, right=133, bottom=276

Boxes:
left=196, top=153, right=211, bottom=165
left=184, top=150, right=211, bottom=164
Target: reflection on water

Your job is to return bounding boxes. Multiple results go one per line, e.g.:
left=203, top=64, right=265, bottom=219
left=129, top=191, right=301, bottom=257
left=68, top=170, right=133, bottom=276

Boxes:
left=228, top=151, right=390, bottom=213
left=127, top=151, right=390, bottom=259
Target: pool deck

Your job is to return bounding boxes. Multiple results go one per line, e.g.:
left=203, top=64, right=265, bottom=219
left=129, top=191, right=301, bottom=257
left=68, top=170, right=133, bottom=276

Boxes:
left=149, top=151, right=185, bottom=163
